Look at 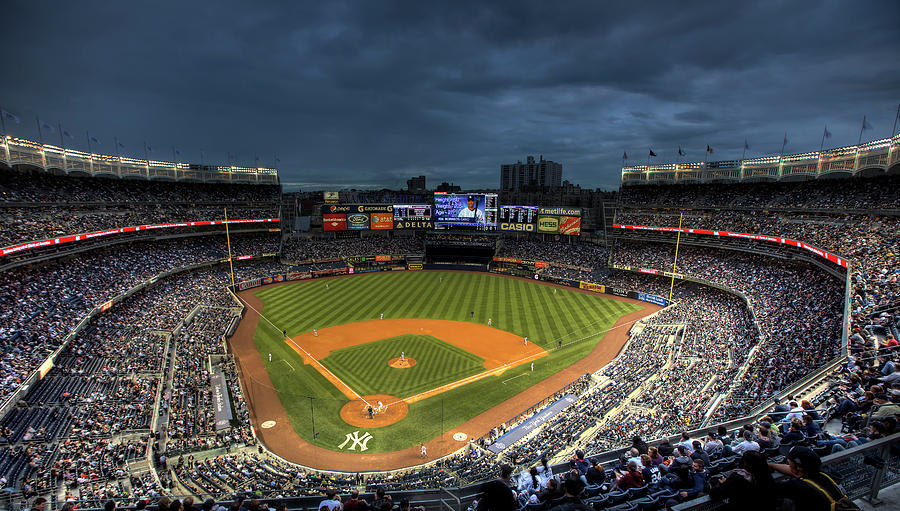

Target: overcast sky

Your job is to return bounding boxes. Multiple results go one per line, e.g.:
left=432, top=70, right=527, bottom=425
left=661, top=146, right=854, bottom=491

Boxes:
left=1, top=1, right=898, bottom=190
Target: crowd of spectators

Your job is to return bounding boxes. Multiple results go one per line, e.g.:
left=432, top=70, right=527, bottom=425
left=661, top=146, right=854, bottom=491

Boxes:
left=618, top=175, right=900, bottom=210
left=497, top=239, right=607, bottom=269
left=0, top=170, right=279, bottom=204
left=281, top=236, right=424, bottom=261
left=0, top=234, right=278, bottom=407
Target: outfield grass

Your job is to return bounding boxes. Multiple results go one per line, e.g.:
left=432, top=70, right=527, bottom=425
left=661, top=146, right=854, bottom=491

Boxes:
left=250, top=271, right=641, bottom=453
left=321, top=334, right=485, bottom=398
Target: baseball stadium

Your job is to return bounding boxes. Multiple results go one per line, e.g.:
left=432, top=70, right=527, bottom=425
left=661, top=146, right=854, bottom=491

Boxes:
left=3, top=3, right=900, bottom=511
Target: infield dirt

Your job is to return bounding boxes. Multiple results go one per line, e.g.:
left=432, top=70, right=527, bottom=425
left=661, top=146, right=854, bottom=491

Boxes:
left=229, top=272, right=661, bottom=471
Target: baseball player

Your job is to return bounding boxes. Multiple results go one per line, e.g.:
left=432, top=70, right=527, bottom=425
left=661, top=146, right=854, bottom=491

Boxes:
left=531, top=362, right=534, bottom=371
left=421, top=444, right=427, bottom=458
left=380, top=313, right=384, bottom=320
left=523, top=336, right=528, bottom=347
left=313, top=329, right=318, bottom=337
left=488, top=318, right=492, bottom=326
left=268, top=353, right=272, bottom=362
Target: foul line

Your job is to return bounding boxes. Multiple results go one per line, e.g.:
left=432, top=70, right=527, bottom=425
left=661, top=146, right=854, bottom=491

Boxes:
left=237, top=294, right=371, bottom=408
left=239, top=291, right=648, bottom=411
left=502, top=373, right=529, bottom=384
left=281, top=359, right=295, bottom=372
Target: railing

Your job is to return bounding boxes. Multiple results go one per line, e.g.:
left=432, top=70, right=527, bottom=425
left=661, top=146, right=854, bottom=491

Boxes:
left=0, top=135, right=278, bottom=184
left=622, top=133, right=900, bottom=184
left=673, top=432, right=900, bottom=510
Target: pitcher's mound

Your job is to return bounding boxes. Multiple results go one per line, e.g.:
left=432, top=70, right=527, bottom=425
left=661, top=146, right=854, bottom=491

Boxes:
left=340, top=394, right=408, bottom=427
left=388, top=357, right=416, bottom=369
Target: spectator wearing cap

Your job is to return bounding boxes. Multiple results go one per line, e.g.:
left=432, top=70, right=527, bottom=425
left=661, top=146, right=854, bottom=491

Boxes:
left=703, top=432, right=723, bottom=459
left=784, top=401, right=804, bottom=422
left=732, top=431, right=759, bottom=455
left=476, top=464, right=516, bottom=511
left=780, top=419, right=806, bottom=444
left=548, top=474, right=589, bottom=511
left=657, top=437, right=675, bottom=457
left=690, top=441, right=710, bottom=466
left=772, top=398, right=791, bottom=421
left=571, top=450, right=591, bottom=485
left=769, top=446, right=851, bottom=511
left=871, top=394, right=900, bottom=418
left=664, top=459, right=708, bottom=509
left=585, top=459, right=606, bottom=486
left=708, top=451, right=776, bottom=511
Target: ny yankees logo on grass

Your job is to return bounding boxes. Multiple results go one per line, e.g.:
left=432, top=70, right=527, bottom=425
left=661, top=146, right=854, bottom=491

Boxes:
left=339, top=431, right=374, bottom=451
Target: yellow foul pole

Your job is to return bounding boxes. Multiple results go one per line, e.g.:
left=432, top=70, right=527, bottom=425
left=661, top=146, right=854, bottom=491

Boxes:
left=668, top=212, right=684, bottom=304
left=224, top=207, right=236, bottom=292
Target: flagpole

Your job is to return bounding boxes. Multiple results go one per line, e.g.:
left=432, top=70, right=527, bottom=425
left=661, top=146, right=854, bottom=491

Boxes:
left=58, top=122, right=64, bottom=149
left=0, top=106, right=6, bottom=136
left=668, top=212, right=683, bottom=304
left=224, top=206, right=237, bottom=293
left=86, top=131, right=95, bottom=175
left=858, top=116, right=865, bottom=146
left=36, top=116, right=43, bottom=144
left=820, top=126, right=827, bottom=153
left=891, top=104, right=900, bottom=138
left=741, top=142, right=746, bottom=161
left=780, top=132, right=787, bottom=158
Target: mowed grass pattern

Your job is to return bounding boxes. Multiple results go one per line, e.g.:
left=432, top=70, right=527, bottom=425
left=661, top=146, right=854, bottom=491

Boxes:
left=321, top=335, right=485, bottom=398
left=251, top=271, right=643, bottom=453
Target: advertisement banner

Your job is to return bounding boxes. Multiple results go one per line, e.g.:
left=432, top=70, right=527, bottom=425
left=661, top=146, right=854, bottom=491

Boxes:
left=238, top=279, right=262, bottom=290
left=637, top=292, right=667, bottom=306
left=558, top=216, right=582, bottom=236
left=499, top=222, right=535, bottom=232
left=323, top=213, right=347, bottom=231
left=493, top=257, right=522, bottom=263
left=211, top=371, right=233, bottom=430
left=100, top=300, right=114, bottom=312
left=487, top=395, right=576, bottom=453
left=370, top=212, right=394, bottom=230
left=394, top=219, right=434, bottom=230
left=534, top=261, right=550, bottom=268
left=287, top=272, right=312, bottom=281
left=346, top=212, right=370, bottom=230
left=537, top=215, right=559, bottom=233
left=612, top=224, right=849, bottom=268
left=639, top=268, right=659, bottom=275
left=607, top=287, right=629, bottom=297
left=538, top=207, right=581, bottom=217
left=324, top=191, right=340, bottom=203
left=262, top=277, right=273, bottom=284
left=322, top=204, right=393, bottom=214
left=0, top=218, right=280, bottom=257
left=408, top=263, right=423, bottom=270
left=375, top=255, right=391, bottom=262
left=579, top=282, right=605, bottom=293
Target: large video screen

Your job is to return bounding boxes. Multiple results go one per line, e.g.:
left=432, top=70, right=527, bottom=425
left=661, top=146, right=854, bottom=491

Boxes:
left=433, top=193, right=498, bottom=230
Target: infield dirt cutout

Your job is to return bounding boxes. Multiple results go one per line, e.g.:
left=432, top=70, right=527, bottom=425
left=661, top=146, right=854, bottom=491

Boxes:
left=284, top=319, right=548, bottom=408
left=341, top=394, right=409, bottom=427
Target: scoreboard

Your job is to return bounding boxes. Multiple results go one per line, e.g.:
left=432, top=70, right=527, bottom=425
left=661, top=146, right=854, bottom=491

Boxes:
left=393, top=204, right=432, bottom=220
left=499, top=205, right=538, bottom=224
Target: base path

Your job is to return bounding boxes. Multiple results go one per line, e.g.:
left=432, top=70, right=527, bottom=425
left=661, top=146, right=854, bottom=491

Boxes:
left=285, top=319, right=548, bottom=403
left=229, top=272, right=662, bottom=471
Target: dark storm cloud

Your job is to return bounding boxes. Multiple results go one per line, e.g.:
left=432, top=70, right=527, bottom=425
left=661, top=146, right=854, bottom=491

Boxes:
left=1, top=0, right=898, bottom=190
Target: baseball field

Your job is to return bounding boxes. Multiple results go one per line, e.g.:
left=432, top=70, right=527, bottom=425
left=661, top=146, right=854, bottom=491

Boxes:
left=233, top=271, right=646, bottom=464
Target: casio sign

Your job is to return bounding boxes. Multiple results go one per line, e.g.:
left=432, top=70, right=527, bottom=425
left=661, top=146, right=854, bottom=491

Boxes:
left=500, top=223, right=534, bottom=232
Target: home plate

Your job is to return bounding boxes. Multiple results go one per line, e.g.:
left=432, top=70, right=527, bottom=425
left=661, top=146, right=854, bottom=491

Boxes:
left=261, top=421, right=277, bottom=429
